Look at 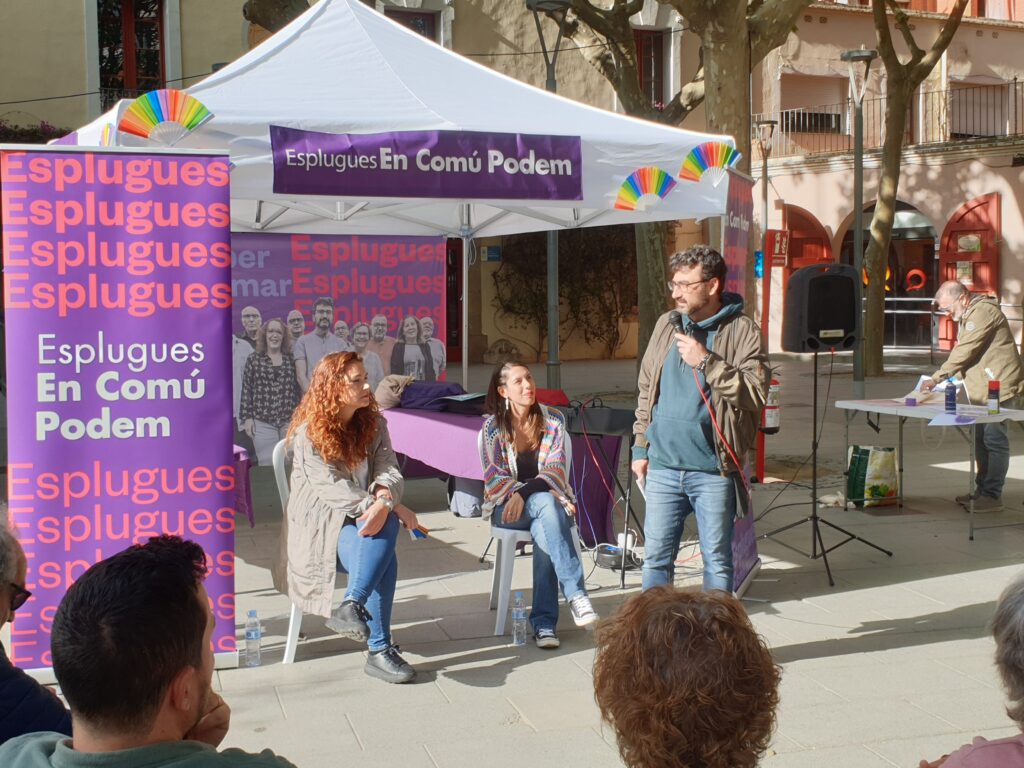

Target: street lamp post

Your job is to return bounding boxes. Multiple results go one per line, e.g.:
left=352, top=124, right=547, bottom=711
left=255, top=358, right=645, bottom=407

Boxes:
left=754, top=119, right=777, bottom=343
left=526, top=0, right=571, bottom=389
left=841, top=46, right=877, bottom=400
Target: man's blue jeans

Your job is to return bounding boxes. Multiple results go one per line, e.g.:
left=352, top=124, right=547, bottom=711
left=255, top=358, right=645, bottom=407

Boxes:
left=338, top=513, right=399, bottom=652
left=641, top=468, right=736, bottom=593
left=493, top=492, right=586, bottom=632
left=975, top=420, right=1010, bottom=499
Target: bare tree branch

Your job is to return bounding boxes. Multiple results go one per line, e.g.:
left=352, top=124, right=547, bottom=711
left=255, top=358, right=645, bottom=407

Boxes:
left=885, top=0, right=924, bottom=62
left=748, top=0, right=814, bottom=63
left=871, top=0, right=901, bottom=70
left=916, top=0, right=969, bottom=77
left=660, top=67, right=705, bottom=123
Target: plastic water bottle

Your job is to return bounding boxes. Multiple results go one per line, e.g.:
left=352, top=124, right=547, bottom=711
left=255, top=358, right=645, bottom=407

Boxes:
left=945, top=378, right=958, bottom=413
left=244, top=609, right=262, bottom=667
left=511, top=592, right=527, bottom=646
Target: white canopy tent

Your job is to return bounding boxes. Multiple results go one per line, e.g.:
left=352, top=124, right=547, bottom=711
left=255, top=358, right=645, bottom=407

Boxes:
left=70, top=0, right=738, bottom=381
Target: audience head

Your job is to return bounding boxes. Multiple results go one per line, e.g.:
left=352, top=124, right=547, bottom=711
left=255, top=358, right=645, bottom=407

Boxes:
left=371, top=314, right=389, bottom=342
left=993, top=572, right=1024, bottom=728
left=0, top=521, right=29, bottom=628
left=593, top=587, right=780, bottom=768
left=312, top=297, right=334, bottom=333
left=420, top=316, right=435, bottom=341
left=255, top=318, right=291, bottom=356
left=289, top=351, right=378, bottom=466
left=334, top=319, right=350, bottom=341
left=51, top=535, right=211, bottom=739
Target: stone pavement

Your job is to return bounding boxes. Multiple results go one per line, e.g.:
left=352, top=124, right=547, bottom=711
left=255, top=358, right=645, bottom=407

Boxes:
left=223, top=352, right=1024, bottom=768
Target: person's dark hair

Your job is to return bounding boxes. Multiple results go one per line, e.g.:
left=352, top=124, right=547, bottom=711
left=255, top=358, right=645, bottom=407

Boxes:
left=0, top=520, right=19, bottom=584
left=993, top=571, right=1024, bottom=727
left=668, top=244, right=727, bottom=290
left=593, top=587, right=781, bottom=768
left=51, top=536, right=209, bottom=736
left=313, top=296, right=334, bottom=311
left=484, top=360, right=543, bottom=450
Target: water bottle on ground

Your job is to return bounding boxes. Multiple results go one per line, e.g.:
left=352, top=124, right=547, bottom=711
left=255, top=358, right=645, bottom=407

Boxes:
left=244, top=609, right=262, bottom=667
left=511, top=591, right=527, bottom=646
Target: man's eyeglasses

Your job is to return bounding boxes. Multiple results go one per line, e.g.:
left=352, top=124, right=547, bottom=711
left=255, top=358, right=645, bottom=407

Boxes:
left=9, top=584, right=31, bottom=612
left=667, top=278, right=709, bottom=292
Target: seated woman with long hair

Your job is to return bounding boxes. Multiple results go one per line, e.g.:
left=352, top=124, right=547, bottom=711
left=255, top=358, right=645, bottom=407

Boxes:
left=478, top=360, right=598, bottom=649
left=594, top=587, right=781, bottom=768
left=276, top=351, right=419, bottom=683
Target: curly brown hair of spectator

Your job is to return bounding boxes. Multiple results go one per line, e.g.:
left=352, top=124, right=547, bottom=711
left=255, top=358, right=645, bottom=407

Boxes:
left=287, top=351, right=378, bottom=468
left=593, top=587, right=781, bottom=768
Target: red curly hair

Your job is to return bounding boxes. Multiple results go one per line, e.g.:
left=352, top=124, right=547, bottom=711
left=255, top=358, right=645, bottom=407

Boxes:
left=593, top=587, right=780, bottom=768
left=287, top=352, right=379, bottom=468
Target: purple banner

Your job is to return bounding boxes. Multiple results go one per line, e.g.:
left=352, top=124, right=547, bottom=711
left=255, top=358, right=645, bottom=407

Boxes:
left=229, top=233, right=447, bottom=466
left=271, top=125, right=582, bottom=200
left=724, top=172, right=753, bottom=295
left=1, top=148, right=235, bottom=668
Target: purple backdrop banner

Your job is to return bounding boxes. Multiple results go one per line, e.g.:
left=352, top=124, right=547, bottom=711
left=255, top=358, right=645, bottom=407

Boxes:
left=270, top=125, right=583, bottom=200
left=1, top=148, right=235, bottom=668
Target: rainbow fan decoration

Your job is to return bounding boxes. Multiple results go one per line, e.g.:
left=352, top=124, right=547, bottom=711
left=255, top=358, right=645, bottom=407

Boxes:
left=100, top=123, right=115, bottom=147
left=678, top=142, right=742, bottom=187
left=614, top=166, right=678, bottom=211
left=117, top=89, right=213, bottom=146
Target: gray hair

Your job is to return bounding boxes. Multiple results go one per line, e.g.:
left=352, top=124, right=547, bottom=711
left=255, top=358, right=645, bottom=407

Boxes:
left=935, top=280, right=968, bottom=302
left=993, top=572, right=1024, bottom=726
left=0, top=517, right=19, bottom=584
left=668, top=244, right=727, bottom=287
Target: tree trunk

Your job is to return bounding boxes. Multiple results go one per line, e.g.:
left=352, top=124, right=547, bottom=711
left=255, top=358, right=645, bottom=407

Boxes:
left=242, top=0, right=309, bottom=33
left=635, top=221, right=670, bottom=363
left=863, top=77, right=911, bottom=376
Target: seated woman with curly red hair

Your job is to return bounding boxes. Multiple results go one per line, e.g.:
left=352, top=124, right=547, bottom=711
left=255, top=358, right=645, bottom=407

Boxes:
left=275, top=351, right=419, bottom=684
left=593, top=587, right=780, bottom=768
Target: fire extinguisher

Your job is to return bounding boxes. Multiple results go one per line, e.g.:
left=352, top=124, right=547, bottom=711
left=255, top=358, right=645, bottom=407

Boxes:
left=762, top=378, right=780, bottom=435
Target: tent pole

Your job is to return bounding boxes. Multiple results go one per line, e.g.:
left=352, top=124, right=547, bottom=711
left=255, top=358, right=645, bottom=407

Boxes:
left=460, top=203, right=472, bottom=389
left=462, top=234, right=470, bottom=389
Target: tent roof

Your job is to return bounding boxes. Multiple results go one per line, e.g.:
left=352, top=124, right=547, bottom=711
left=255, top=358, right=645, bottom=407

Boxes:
left=73, top=0, right=736, bottom=237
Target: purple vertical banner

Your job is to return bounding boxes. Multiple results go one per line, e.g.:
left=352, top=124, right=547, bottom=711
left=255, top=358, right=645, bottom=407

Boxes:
left=1, top=148, right=235, bottom=669
left=723, top=172, right=753, bottom=295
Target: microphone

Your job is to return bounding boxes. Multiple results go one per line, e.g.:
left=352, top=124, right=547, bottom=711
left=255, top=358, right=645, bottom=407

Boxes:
left=668, top=310, right=691, bottom=335
left=668, top=310, right=685, bottom=333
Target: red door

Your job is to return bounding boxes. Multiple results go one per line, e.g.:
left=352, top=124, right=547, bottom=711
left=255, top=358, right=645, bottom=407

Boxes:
left=937, top=193, right=1001, bottom=349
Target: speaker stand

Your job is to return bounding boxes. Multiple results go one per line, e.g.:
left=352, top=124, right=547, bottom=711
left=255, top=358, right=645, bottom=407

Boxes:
left=759, top=351, right=892, bottom=586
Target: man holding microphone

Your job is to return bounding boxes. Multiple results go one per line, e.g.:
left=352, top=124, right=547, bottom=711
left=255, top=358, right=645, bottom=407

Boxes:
left=632, top=245, right=769, bottom=593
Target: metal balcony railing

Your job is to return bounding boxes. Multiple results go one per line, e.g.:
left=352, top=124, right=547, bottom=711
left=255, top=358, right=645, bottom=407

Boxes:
left=753, top=79, right=1024, bottom=160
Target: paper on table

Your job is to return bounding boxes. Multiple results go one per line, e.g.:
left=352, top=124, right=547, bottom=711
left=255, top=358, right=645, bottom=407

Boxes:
left=928, top=413, right=976, bottom=427
left=901, top=375, right=948, bottom=405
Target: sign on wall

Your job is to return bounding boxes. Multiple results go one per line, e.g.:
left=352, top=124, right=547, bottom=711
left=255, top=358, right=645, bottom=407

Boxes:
left=1, top=147, right=235, bottom=668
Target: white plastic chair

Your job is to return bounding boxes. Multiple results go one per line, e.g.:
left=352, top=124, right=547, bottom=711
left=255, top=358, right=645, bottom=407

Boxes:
left=480, top=431, right=582, bottom=636
left=274, top=439, right=348, bottom=664
left=271, top=439, right=306, bottom=664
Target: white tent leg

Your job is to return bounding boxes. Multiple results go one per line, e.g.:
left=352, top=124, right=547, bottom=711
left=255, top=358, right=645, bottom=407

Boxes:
left=461, top=233, right=471, bottom=389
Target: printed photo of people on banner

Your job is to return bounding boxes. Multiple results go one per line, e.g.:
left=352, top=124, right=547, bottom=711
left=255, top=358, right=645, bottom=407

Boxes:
left=229, top=232, right=447, bottom=464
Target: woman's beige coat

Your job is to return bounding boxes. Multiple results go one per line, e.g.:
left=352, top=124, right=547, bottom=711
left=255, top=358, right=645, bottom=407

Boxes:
left=273, top=416, right=404, bottom=618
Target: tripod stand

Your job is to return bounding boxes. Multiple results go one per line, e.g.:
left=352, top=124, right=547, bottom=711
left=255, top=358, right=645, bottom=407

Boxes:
left=759, top=351, right=892, bottom=586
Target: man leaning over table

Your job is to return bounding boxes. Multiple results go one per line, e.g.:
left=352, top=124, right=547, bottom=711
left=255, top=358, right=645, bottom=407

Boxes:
left=920, top=280, right=1024, bottom=513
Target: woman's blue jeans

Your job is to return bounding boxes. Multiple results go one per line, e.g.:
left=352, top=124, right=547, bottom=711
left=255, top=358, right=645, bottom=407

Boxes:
left=493, top=492, right=586, bottom=632
left=641, top=468, right=736, bottom=593
left=338, top=513, right=399, bottom=652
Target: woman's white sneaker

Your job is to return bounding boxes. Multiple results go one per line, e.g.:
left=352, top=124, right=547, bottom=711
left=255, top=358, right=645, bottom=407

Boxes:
left=569, top=595, right=599, bottom=628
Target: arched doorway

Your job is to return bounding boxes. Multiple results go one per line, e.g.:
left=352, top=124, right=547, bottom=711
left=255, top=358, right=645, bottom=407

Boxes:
left=840, top=201, right=937, bottom=348
left=937, top=193, right=1001, bottom=349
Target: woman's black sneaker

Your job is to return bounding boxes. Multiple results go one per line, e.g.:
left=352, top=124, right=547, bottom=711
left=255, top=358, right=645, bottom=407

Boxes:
left=325, top=600, right=371, bottom=642
left=365, top=645, right=416, bottom=684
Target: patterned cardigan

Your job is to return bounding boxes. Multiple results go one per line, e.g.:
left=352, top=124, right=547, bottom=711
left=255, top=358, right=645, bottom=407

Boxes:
left=479, top=405, right=574, bottom=520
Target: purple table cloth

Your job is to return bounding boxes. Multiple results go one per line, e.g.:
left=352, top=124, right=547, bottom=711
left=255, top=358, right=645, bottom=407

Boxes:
left=381, top=409, right=621, bottom=545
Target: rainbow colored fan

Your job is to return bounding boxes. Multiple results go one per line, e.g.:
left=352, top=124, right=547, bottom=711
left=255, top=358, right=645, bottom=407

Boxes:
left=100, top=123, right=115, bottom=147
left=614, top=167, right=677, bottom=211
left=117, top=89, right=213, bottom=146
left=678, top=142, right=741, bottom=187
